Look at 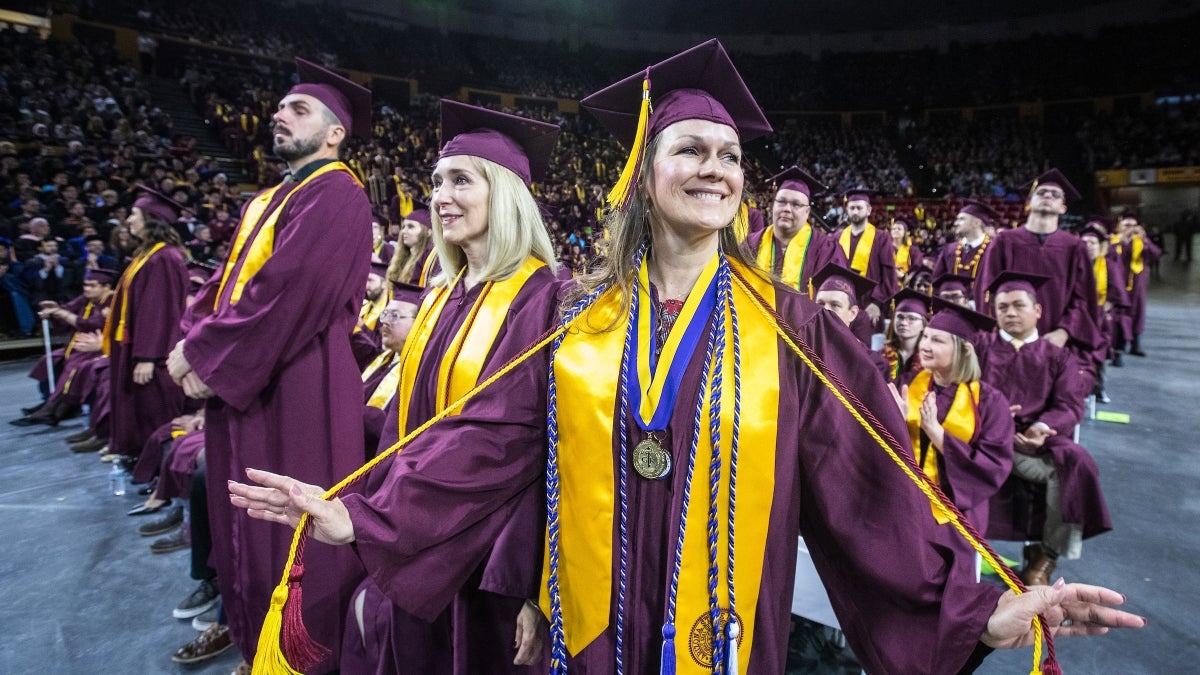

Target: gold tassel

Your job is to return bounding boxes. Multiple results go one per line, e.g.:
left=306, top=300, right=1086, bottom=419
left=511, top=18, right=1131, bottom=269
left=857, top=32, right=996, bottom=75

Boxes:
left=605, top=72, right=652, bottom=212
left=252, top=582, right=304, bottom=675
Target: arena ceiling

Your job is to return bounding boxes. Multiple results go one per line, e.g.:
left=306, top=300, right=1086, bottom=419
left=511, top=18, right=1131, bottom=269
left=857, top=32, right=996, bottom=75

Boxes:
left=347, top=0, right=1136, bottom=34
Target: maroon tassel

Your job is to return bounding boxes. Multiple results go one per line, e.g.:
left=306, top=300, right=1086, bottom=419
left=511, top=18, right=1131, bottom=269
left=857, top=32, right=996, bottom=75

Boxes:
left=280, top=562, right=332, bottom=672
left=1041, top=657, right=1064, bottom=675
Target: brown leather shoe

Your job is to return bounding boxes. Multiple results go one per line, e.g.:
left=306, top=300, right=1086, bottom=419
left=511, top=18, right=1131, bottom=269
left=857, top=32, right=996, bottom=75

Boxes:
left=65, top=428, right=95, bottom=444
left=171, top=623, right=231, bottom=664
left=1021, top=543, right=1057, bottom=586
left=70, top=436, right=106, bottom=453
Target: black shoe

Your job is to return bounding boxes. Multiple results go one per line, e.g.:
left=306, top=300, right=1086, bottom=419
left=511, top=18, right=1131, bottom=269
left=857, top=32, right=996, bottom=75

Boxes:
left=1130, top=348, right=1147, bottom=357
left=173, top=579, right=218, bottom=618
left=65, top=428, right=95, bottom=444
left=1111, top=352, right=1123, bottom=367
left=150, top=529, right=189, bottom=555
left=21, top=402, right=46, bottom=415
left=138, top=505, right=183, bottom=537
left=10, top=415, right=53, bottom=427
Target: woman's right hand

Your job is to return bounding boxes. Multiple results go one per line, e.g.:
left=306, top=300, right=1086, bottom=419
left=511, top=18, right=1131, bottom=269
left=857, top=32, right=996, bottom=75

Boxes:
left=228, top=467, right=356, bottom=545
left=887, top=382, right=909, bottom=416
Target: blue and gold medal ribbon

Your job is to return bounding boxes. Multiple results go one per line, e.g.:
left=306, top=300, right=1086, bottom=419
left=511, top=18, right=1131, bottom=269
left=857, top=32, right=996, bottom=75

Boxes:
left=633, top=253, right=720, bottom=431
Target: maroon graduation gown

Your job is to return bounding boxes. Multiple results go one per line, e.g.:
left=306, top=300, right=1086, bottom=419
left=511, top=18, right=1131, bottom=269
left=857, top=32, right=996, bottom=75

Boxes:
left=932, top=239, right=992, bottom=290
left=107, top=247, right=188, bottom=457
left=28, top=295, right=88, bottom=386
left=837, top=225, right=898, bottom=308
left=360, top=352, right=399, bottom=463
left=977, top=335, right=1111, bottom=541
left=975, top=227, right=1103, bottom=359
left=922, top=379, right=1014, bottom=531
left=1118, top=238, right=1161, bottom=336
left=344, top=277, right=1000, bottom=674
left=181, top=169, right=372, bottom=670
left=1097, top=251, right=1131, bottom=363
left=742, top=226, right=841, bottom=294
left=343, top=268, right=558, bottom=674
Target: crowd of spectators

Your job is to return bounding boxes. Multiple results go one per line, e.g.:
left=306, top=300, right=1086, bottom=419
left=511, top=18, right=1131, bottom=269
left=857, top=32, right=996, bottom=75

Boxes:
left=1077, top=102, right=1200, bottom=171
left=909, top=117, right=1045, bottom=198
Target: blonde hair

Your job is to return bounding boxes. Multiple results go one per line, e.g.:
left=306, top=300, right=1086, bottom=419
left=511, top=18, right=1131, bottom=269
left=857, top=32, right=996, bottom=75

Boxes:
left=563, top=132, right=761, bottom=323
left=944, top=333, right=982, bottom=384
left=387, top=219, right=432, bottom=285
left=429, top=156, right=557, bottom=286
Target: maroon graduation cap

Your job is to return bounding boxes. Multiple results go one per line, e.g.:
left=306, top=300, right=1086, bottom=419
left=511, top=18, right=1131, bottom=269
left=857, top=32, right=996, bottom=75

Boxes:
left=1023, top=168, right=1082, bottom=203
left=811, top=262, right=877, bottom=306
left=290, top=58, right=372, bottom=140
left=762, top=166, right=826, bottom=199
left=438, top=99, right=561, bottom=186
left=928, top=298, right=996, bottom=340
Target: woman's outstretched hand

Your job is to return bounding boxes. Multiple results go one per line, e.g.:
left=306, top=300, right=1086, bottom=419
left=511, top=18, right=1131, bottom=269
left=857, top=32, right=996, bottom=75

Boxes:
left=981, top=579, right=1146, bottom=649
left=228, top=467, right=355, bottom=545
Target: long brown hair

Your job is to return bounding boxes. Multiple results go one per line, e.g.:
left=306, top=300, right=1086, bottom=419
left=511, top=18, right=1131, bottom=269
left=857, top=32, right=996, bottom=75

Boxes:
left=563, top=132, right=759, bottom=326
left=133, top=211, right=186, bottom=257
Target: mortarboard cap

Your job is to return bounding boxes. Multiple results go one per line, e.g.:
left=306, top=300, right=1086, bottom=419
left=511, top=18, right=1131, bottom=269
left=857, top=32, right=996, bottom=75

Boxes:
left=932, top=272, right=974, bottom=295
left=1023, top=168, right=1082, bottom=203
left=438, top=99, right=561, bottom=186
left=763, top=166, right=825, bottom=199
left=390, top=281, right=423, bottom=305
left=369, top=260, right=389, bottom=278
left=132, top=184, right=191, bottom=223
left=986, top=271, right=1048, bottom=301
left=927, top=298, right=996, bottom=341
left=581, top=39, right=771, bottom=211
left=843, top=189, right=877, bottom=205
left=811, top=262, right=876, bottom=306
left=84, top=268, right=117, bottom=286
left=403, top=208, right=431, bottom=228
left=1078, top=221, right=1108, bottom=241
left=890, top=288, right=931, bottom=317
left=290, top=58, right=372, bottom=140
left=891, top=214, right=916, bottom=230
left=958, top=199, right=998, bottom=226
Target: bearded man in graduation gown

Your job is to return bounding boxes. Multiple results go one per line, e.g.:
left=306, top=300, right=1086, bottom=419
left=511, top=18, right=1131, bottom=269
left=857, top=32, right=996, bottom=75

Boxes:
left=835, top=189, right=897, bottom=328
left=974, top=169, right=1103, bottom=400
left=166, top=59, right=374, bottom=672
left=978, top=272, right=1111, bottom=587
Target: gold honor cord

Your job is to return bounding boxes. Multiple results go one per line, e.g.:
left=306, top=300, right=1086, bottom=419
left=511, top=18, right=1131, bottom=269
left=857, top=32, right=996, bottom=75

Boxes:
left=727, top=268, right=1053, bottom=675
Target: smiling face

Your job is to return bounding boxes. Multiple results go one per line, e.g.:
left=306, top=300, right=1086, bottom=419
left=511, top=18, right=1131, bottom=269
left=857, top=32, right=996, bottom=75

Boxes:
left=646, top=119, right=743, bottom=242
left=918, top=326, right=956, bottom=373
left=431, top=155, right=490, bottom=252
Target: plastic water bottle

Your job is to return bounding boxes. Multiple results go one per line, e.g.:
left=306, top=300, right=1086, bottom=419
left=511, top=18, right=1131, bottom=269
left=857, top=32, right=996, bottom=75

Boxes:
left=109, top=461, right=127, bottom=496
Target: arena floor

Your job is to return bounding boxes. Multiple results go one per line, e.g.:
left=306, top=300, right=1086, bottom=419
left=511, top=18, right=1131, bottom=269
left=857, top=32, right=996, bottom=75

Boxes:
left=1, top=259, right=1197, bottom=674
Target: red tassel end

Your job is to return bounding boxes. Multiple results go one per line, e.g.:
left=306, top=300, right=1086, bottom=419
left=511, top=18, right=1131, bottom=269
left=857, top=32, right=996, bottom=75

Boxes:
left=1041, top=657, right=1064, bottom=675
left=279, top=563, right=331, bottom=672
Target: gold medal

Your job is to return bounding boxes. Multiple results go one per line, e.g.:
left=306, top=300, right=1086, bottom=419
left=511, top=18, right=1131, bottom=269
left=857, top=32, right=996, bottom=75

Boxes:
left=633, top=434, right=672, bottom=480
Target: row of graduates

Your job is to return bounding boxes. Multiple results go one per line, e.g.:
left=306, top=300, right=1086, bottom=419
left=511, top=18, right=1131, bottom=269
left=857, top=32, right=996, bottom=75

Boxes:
left=212, top=43, right=1139, bottom=675
left=16, top=46, right=1141, bottom=674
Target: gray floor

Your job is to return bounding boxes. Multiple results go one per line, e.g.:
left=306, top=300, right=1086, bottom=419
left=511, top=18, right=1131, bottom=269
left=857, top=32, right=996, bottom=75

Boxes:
left=1, top=261, right=1198, bottom=674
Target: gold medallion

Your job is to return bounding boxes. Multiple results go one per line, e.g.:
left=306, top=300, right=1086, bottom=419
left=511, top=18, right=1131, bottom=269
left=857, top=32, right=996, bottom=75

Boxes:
left=632, top=435, right=671, bottom=480
left=688, top=608, right=744, bottom=668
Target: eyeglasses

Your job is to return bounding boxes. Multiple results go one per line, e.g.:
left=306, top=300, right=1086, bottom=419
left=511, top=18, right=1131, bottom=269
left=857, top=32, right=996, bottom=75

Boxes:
left=893, top=313, right=925, bottom=323
left=773, top=198, right=811, bottom=210
left=379, top=310, right=416, bottom=322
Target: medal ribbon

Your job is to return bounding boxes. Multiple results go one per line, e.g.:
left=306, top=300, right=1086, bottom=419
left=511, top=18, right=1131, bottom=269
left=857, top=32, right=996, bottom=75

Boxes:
left=905, top=370, right=980, bottom=524
left=838, top=222, right=876, bottom=276
left=755, top=224, right=813, bottom=291
left=633, top=253, right=719, bottom=431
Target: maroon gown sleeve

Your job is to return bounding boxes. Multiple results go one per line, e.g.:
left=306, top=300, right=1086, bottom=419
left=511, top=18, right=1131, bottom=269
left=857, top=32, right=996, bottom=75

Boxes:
left=784, top=303, right=1002, bottom=675
left=341, top=281, right=560, bottom=620
left=1035, top=346, right=1086, bottom=438
left=182, top=175, right=372, bottom=411
left=130, top=248, right=188, bottom=361
left=871, top=234, right=898, bottom=306
left=936, top=382, right=1014, bottom=521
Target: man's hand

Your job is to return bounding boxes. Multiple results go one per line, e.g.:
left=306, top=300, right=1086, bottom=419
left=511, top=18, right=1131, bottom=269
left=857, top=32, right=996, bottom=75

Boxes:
left=180, top=371, right=213, bottom=399
left=865, top=303, right=881, bottom=323
left=167, top=339, right=191, bottom=383
left=513, top=601, right=547, bottom=666
left=73, top=330, right=103, bottom=353
left=132, top=361, right=155, bottom=385
left=1015, top=421, right=1057, bottom=453
left=1044, top=328, right=1069, bottom=348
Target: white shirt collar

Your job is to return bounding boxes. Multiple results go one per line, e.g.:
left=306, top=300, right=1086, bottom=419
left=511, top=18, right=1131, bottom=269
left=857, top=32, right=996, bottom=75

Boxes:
left=999, top=328, right=1039, bottom=345
left=965, top=234, right=986, bottom=248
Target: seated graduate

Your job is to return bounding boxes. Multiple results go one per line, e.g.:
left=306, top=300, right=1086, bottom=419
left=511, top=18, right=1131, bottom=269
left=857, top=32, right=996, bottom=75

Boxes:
left=359, top=282, right=420, bottom=455
left=978, top=271, right=1111, bottom=587
left=882, top=288, right=931, bottom=386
